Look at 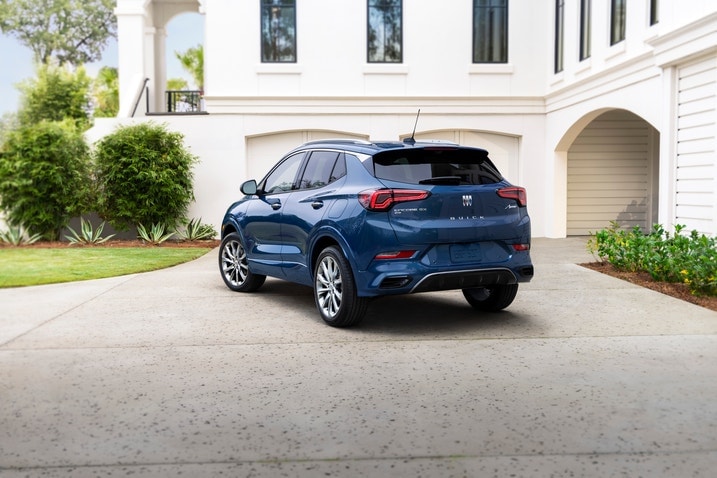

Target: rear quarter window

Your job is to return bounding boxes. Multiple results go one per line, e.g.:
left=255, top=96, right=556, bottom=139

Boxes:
left=371, top=148, right=503, bottom=185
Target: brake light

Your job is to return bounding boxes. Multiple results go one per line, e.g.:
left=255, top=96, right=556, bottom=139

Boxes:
left=497, top=187, right=527, bottom=207
left=358, top=188, right=430, bottom=211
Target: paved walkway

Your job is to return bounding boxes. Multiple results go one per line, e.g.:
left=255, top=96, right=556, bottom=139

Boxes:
left=1, top=238, right=716, bottom=477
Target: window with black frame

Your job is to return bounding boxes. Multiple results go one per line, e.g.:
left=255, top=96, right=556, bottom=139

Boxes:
left=473, top=0, right=508, bottom=64
left=555, top=0, right=564, bottom=73
left=260, top=0, right=296, bottom=62
left=650, top=0, right=659, bottom=26
left=367, top=0, right=402, bottom=63
left=610, top=0, right=626, bottom=45
left=580, top=0, right=591, bottom=61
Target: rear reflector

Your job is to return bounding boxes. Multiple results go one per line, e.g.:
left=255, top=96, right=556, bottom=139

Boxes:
left=374, top=250, right=417, bottom=260
left=512, top=244, right=530, bottom=252
left=497, top=187, right=527, bottom=207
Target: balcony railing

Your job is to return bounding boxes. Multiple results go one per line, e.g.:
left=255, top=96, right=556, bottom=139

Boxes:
left=165, top=90, right=204, bottom=113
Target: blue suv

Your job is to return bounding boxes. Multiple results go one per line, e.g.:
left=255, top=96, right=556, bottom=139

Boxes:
left=219, top=139, right=533, bottom=327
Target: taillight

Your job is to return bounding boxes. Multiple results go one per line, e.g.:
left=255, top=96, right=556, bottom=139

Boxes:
left=358, top=188, right=430, bottom=212
left=497, top=187, right=527, bottom=207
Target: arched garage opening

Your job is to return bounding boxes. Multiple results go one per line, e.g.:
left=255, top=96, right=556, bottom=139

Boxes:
left=564, top=109, right=660, bottom=236
left=412, top=130, right=520, bottom=184
left=245, top=130, right=369, bottom=180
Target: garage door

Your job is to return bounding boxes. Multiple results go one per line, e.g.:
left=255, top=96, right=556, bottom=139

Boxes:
left=675, top=56, right=717, bottom=235
left=567, top=110, right=658, bottom=236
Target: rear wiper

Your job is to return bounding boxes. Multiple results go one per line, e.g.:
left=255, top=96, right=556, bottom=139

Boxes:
left=419, top=176, right=462, bottom=185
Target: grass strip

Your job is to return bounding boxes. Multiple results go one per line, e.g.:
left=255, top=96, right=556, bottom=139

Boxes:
left=0, top=247, right=212, bottom=288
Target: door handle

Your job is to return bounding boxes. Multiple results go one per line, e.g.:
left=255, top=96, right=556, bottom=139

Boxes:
left=311, top=201, right=324, bottom=209
left=271, top=202, right=281, bottom=210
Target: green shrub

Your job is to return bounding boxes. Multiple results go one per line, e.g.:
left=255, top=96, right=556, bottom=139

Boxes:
left=65, top=217, right=115, bottom=245
left=137, top=222, right=175, bottom=245
left=0, top=224, right=43, bottom=246
left=588, top=222, right=717, bottom=296
left=94, top=122, right=197, bottom=231
left=176, top=218, right=217, bottom=241
left=0, top=120, right=92, bottom=240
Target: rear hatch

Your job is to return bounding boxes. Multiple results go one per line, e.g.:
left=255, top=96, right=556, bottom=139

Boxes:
left=366, top=145, right=528, bottom=248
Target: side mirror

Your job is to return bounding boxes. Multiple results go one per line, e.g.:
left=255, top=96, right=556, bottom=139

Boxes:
left=240, top=179, right=258, bottom=195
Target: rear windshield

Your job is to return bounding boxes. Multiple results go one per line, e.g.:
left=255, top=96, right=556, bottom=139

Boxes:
left=367, top=148, right=503, bottom=185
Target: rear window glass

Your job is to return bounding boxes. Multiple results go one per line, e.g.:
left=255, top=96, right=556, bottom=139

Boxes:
left=369, top=148, right=503, bottom=185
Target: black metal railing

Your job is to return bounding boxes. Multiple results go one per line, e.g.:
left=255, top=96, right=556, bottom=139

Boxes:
left=165, top=90, right=203, bottom=113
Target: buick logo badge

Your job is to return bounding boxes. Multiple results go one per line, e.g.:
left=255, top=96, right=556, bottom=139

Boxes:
left=462, top=195, right=473, bottom=207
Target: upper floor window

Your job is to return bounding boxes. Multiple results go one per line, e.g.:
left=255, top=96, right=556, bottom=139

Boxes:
left=649, top=0, right=659, bottom=25
left=367, top=0, right=403, bottom=63
left=580, top=0, right=591, bottom=60
left=610, top=0, right=626, bottom=45
left=555, top=0, right=564, bottom=73
left=261, top=0, right=296, bottom=62
left=473, top=0, right=509, bottom=63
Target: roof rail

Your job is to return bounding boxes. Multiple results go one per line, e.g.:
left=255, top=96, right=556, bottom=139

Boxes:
left=413, top=139, right=459, bottom=146
left=301, top=138, right=373, bottom=146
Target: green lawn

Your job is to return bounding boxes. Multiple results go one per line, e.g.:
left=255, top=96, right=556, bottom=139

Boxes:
left=0, top=247, right=212, bottom=288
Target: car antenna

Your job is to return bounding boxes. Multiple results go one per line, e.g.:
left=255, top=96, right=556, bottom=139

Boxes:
left=403, top=109, right=421, bottom=145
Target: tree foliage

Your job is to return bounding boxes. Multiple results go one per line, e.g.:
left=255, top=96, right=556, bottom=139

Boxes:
left=94, top=123, right=197, bottom=231
left=0, top=120, right=92, bottom=239
left=167, top=78, right=189, bottom=91
left=17, top=63, right=91, bottom=129
left=175, top=44, right=204, bottom=91
left=92, top=66, right=119, bottom=118
left=0, top=0, right=116, bottom=66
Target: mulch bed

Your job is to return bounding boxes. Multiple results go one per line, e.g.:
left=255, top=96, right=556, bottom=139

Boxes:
left=581, top=262, right=717, bottom=312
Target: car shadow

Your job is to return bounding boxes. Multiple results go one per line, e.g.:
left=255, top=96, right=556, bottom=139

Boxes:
left=253, top=279, right=539, bottom=336
left=358, top=293, right=536, bottom=336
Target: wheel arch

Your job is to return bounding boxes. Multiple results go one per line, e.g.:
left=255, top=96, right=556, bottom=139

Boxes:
left=309, top=228, right=355, bottom=277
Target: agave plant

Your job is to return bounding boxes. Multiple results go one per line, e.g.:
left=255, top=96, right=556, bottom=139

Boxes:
left=65, top=217, right=116, bottom=245
left=175, top=218, right=217, bottom=241
left=137, top=222, right=175, bottom=245
left=0, top=225, right=43, bottom=246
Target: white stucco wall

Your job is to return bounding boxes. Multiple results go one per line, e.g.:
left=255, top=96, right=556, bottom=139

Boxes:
left=105, top=0, right=717, bottom=238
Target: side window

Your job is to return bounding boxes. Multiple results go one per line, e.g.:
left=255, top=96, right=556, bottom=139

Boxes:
left=260, top=0, right=297, bottom=62
left=262, top=152, right=305, bottom=194
left=298, top=151, right=340, bottom=190
left=367, top=0, right=402, bottom=63
left=330, top=153, right=347, bottom=182
left=473, top=0, right=509, bottom=63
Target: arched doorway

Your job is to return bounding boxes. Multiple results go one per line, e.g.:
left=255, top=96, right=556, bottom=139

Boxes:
left=565, top=109, right=660, bottom=235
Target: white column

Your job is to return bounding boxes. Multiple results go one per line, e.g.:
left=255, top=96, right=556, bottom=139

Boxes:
left=154, top=26, right=167, bottom=113
left=115, top=0, right=151, bottom=117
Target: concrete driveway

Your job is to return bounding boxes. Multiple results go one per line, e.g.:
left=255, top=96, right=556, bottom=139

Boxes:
left=1, top=238, right=716, bottom=477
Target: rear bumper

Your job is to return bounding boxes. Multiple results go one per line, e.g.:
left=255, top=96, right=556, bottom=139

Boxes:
left=355, top=257, right=534, bottom=297
left=411, top=267, right=524, bottom=293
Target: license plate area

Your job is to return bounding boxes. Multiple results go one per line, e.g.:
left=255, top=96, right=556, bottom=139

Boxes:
left=450, top=243, right=482, bottom=263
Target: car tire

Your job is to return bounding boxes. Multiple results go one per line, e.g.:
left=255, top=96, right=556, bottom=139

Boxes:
left=314, top=246, right=369, bottom=327
left=462, top=284, right=518, bottom=311
left=219, top=232, right=266, bottom=292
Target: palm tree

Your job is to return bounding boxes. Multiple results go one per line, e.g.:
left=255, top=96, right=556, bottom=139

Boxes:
left=175, top=44, right=204, bottom=92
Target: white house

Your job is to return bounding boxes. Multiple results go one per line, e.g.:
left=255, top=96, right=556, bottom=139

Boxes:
left=90, top=0, right=717, bottom=238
